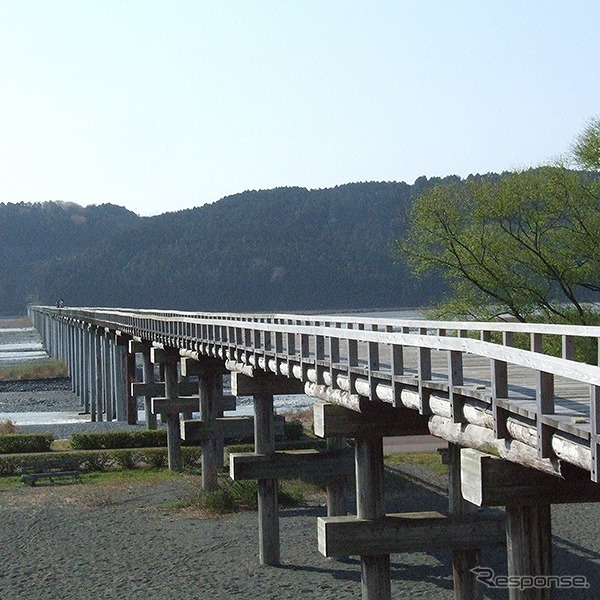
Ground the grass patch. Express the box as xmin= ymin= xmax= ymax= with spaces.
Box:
xmin=384 ymin=451 xmax=449 ymax=474
xmin=0 ymin=475 xmax=21 ymax=488
xmin=178 ymin=475 xmax=309 ymax=516
xmin=80 ymin=467 xmax=182 ymax=485
xmin=0 ymin=359 xmax=68 ymax=381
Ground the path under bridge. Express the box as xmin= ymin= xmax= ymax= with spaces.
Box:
xmin=29 ymin=306 xmax=600 ymax=600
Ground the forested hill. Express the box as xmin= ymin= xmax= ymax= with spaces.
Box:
xmin=1 ymin=179 xmax=457 ymax=315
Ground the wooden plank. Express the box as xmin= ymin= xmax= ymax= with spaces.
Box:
xmin=460 ymin=448 xmax=600 ymax=507
xmin=151 ymin=397 xmax=200 ymax=415
xmin=146 ymin=393 xmax=236 ymax=414
xmin=313 ymin=399 xmax=429 ymax=438
xmin=318 ymin=512 xmax=506 ymax=557
xmin=231 ymin=372 xmax=304 ymax=396
xmin=181 ymin=415 xmax=285 ymax=442
xmin=230 ymin=448 xmax=354 ymax=481
xmin=131 ymin=381 xmax=198 ymax=397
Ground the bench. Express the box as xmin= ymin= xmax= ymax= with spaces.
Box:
xmin=21 ymin=459 xmax=81 ymax=486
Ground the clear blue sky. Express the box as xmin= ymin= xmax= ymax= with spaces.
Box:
xmin=1 ymin=1 xmax=599 ymax=216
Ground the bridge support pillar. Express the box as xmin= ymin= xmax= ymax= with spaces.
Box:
xmin=315 ymin=401 xmax=505 ymax=600
xmin=152 ymin=348 xmax=183 ymax=472
xmin=129 ymin=341 xmax=157 ymax=430
xmin=254 ymin=389 xmax=280 ymax=566
xmin=461 ymin=448 xmax=600 ymax=600
xmin=199 ymin=367 xmax=221 ymax=492
xmin=355 ymin=435 xmax=391 ymax=600
xmin=506 ymin=504 xmax=552 ymax=600
xmin=83 ymin=326 xmax=94 ymax=420
xmin=93 ymin=326 xmax=104 ymax=423
xmin=114 ymin=335 xmax=130 ymax=422
xmin=448 ymin=443 xmax=483 ymax=600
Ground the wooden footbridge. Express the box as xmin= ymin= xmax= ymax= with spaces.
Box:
xmin=30 ymin=306 xmax=600 ymax=599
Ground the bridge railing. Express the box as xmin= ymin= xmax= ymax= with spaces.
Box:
xmin=31 ymin=305 xmax=600 ymax=480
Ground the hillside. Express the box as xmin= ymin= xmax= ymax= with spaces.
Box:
xmin=0 ymin=202 xmax=139 ymax=315
xmin=1 ymin=180 xmax=455 ymax=314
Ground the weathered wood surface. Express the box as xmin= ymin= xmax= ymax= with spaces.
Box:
xmin=181 ymin=414 xmax=285 ymax=442
xmin=318 ymin=512 xmax=506 ymax=557
xmin=230 ymin=448 xmax=354 ymax=481
xmin=461 ymin=448 xmax=600 ymax=506
xmin=151 ymin=394 xmax=236 ymax=415
xmin=31 ymin=306 xmax=600 ymax=482
xmin=131 ymin=381 xmax=198 ymax=397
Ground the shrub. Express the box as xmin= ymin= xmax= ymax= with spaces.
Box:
xmin=114 ymin=450 xmax=136 ymax=470
xmin=0 ymin=433 xmax=55 ymax=454
xmin=190 ymin=477 xmax=305 ymax=514
xmin=0 ymin=446 xmax=203 ymax=476
xmin=284 ymin=419 xmax=304 ymax=441
xmin=71 ymin=430 xmax=168 ymax=450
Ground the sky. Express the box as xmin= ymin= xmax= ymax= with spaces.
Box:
xmin=1 ymin=1 xmax=599 ymax=217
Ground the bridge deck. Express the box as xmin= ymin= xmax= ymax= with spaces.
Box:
xmin=30 ymin=306 xmax=600 ymax=481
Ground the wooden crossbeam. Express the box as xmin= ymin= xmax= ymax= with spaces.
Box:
xmin=151 ymin=397 xmax=199 ymax=415
xmin=151 ymin=395 xmax=236 ymax=415
xmin=180 ymin=356 xmax=229 ymax=376
xmin=150 ymin=347 xmax=179 ymax=364
xmin=461 ymin=448 xmax=600 ymax=507
xmin=318 ymin=512 xmax=506 ymax=557
xmin=231 ymin=372 xmax=304 ymax=396
xmin=181 ymin=415 xmax=285 ymax=442
xmin=128 ymin=340 xmax=150 ymax=354
xmin=313 ymin=399 xmax=429 ymax=438
xmin=230 ymin=448 xmax=354 ymax=481
xmin=131 ymin=381 xmax=198 ymax=397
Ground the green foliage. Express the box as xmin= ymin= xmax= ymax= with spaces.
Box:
xmin=0 ymin=433 xmax=55 ymax=454
xmin=188 ymin=477 xmax=304 ymax=514
xmin=384 ymin=451 xmax=449 ymax=474
xmin=0 ymin=447 xmax=200 ymax=476
xmin=1 ymin=182 xmax=451 ymax=315
xmin=71 ymin=430 xmax=168 ymax=450
xmin=573 ymin=117 xmax=600 ymax=169
xmin=399 ymin=161 xmax=600 ymax=324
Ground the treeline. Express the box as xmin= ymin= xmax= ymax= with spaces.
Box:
xmin=0 ymin=180 xmax=461 ymax=315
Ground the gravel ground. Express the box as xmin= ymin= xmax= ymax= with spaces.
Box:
xmin=1 ymin=461 xmax=599 ymax=599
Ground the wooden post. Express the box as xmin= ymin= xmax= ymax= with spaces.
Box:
xmin=126 ymin=347 xmax=137 ymax=425
xmin=506 ymin=504 xmax=553 ymax=600
xmin=199 ymin=368 xmax=219 ymax=491
xmin=93 ymin=328 xmax=103 ymax=424
xmin=254 ymin=391 xmax=280 ymax=566
xmin=448 ymin=443 xmax=482 ymax=600
xmin=84 ymin=327 xmax=94 ymax=421
xmin=326 ymin=435 xmax=348 ymax=518
xmin=142 ymin=349 xmax=157 ymax=430
xmin=156 ymin=349 xmax=184 ymax=472
xmin=355 ymin=436 xmax=391 ymax=600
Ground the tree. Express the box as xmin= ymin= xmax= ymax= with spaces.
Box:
xmin=396 ymin=121 xmax=600 ymax=324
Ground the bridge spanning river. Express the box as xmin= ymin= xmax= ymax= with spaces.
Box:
xmin=29 ymin=306 xmax=600 ymax=600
